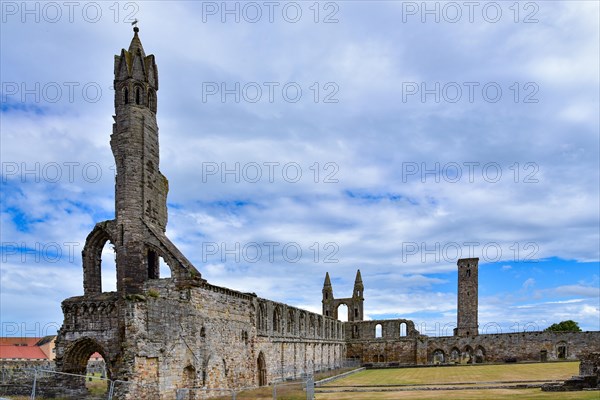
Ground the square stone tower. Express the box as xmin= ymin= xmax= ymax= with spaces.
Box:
xmin=455 ymin=258 xmax=479 ymax=336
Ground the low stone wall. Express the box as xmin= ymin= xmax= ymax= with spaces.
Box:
xmin=314 ymin=367 xmax=365 ymax=386
xmin=542 ymin=351 xmax=600 ymax=392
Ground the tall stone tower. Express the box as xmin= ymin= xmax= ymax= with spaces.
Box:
xmin=111 ymin=26 xmax=167 ymax=292
xmin=455 ymin=257 xmax=479 ymax=336
xmin=80 ymin=27 xmax=201 ymax=295
xmin=322 ymin=270 xmax=364 ymax=321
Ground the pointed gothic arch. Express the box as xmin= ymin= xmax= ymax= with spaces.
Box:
xmin=61 ymin=337 xmax=111 ymax=388
xmin=82 ymin=221 xmax=116 ymax=295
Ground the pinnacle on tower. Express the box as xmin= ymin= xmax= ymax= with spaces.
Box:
xmin=128 ymin=26 xmax=146 ymax=58
xmin=354 ymin=269 xmax=363 ymax=285
xmin=324 ymin=272 xmax=332 ymax=287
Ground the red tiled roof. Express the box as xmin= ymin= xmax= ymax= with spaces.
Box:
xmin=89 ymin=352 xmax=104 ymax=360
xmin=0 ymin=337 xmax=40 ymax=347
xmin=0 ymin=345 xmax=47 ymax=360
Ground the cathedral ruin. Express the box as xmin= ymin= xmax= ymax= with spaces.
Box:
xmin=52 ymin=28 xmax=600 ymax=399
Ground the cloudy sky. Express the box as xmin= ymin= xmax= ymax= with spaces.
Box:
xmin=1 ymin=1 xmax=598 ymax=337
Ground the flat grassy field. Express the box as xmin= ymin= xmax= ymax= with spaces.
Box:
xmin=316 ymin=361 xmax=598 ymax=400
xmin=316 ymin=388 xmax=600 ymax=399
xmin=322 ymin=362 xmax=579 ymax=386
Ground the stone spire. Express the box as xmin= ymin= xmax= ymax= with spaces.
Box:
xmin=128 ymin=26 xmax=146 ymax=58
xmin=354 ymin=269 xmax=363 ymax=285
xmin=324 ymin=272 xmax=332 ymax=287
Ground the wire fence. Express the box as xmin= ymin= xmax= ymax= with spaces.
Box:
xmin=1 ymin=360 xmax=359 ymax=399
xmin=0 ymin=367 xmax=154 ymax=400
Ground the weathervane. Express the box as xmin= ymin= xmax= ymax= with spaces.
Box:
xmin=131 ymin=19 xmax=139 ymax=31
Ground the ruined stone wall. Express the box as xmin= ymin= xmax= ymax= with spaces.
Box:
xmin=343 ymin=318 xmax=600 ymax=366
xmin=344 ymin=319 xmax=421 ymax=365
xmin=428 ymin=331 xmax=600 ymax=364
xmin=99 ymin=279 xmax=346 ymax=399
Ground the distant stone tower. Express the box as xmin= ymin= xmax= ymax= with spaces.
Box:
xmin=322 ymin=270 xmax=364 ymax=321
xmin=455 ymin=258 xmax=479 ymax=336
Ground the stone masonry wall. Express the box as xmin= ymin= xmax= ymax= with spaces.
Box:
xmin=112 ymin=279 xmax=344 ymax=399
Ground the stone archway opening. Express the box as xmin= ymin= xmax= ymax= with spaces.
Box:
xmin=336 ymin=303 xmax=349 ymax=322
xmin=462 ymin=345 xmax=474 ymax=364
xmin=257 ymin=352 xmax=267 ymax=386
xmin=82 ymin=223 xmax=116 ymax=294
xmin=475 ymin=346 xmax=485 ymax=363
xmin=432 ymin=349 xmax=445 ymax=364
xmin=62 ymin=338 xmax=110 ymax=396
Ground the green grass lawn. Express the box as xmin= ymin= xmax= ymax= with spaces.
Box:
xmin=315 ymin=362 xmax=596 ymax=400
xmin=316 ymin=388 xmax=600 ymax=400
xmin=322 ymin=362 xmax=580 ymax=386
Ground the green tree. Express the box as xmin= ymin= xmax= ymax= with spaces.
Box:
xmin=544 ymin=320 xmax=582 ymax=332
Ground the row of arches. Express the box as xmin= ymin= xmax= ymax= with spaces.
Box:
xmin=257 ymin=302 xmax=344 ymax=340
xmin=373 ymin=323 xmax=408 ymax=338
xmin=430 ymin=345 xmax=486 ymax=364
xmin=118 ymin=84 xmax=157 ymax=112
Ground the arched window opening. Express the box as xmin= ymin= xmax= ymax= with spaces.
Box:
xmin=400 ymin=322 xmax=407 ymax=337
xmin=100 ymin=243 xmax=116 ymax=292
xmin=352 ymin=325 xmax=359 ymax=339
xmin=375 ymin=323 xmax=382 ymax=338
xmin=123 ymin=87 xmax=129 ymax=105
xmin=135 ymin=87 xmax=141 ymax=105
xmin=336 ymin=304 xmax=349 ymax=322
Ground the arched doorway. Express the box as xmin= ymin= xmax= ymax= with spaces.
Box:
xmin=463 ymin=346 xmax=474 ymax=364
xmin=257 ymin=352 xmax=267 ymax=386
xmin=61 ymin=338 xmax=110 ymax=395
xmin=432 ymin=349 xmax=445 ymax=364
xmin=475 ymin=346 xmax=485 ymax=363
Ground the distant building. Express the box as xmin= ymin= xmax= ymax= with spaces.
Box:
xmin=0 ymin=336 xmax=56 ymax=361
